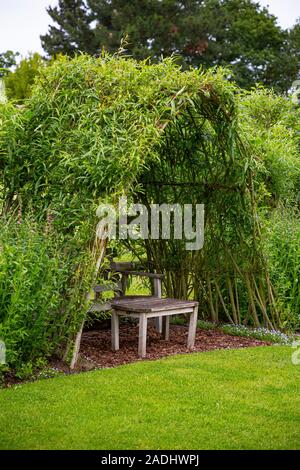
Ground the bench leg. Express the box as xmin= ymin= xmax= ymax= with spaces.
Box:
xmin=187 ymin=305 xmax=198 ymax=349
xmin=111 ymin=310 xmax=119 ymax=351
xmin=154 ymin=317 xmax=163 ymax=333
xmin=138 ymin=313 xmax=148 ymax=358
xmin=162 ymin=316 xmax=170 ymax=341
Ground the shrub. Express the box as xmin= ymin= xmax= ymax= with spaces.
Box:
xmin=0 ymin=215 xmax=93 ymax=374
xmin=263 ymin=210 xmax=300 ymax=331
xmin=3 ymin=53 xmax=45 ymax=103
xmin=239 ymin=88 xmax=300 ymax=207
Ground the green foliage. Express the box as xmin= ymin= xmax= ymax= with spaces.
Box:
xmin=0 ymin=53 xmax=299 ymax=377
xmin=41 ymin=0 xmax=96 ymax=56
xmin=14 ymin=362 xmax=35 ymax=381
xmin=196 ymin=319 xmax=218 ymax=330
xmin=0 ymin=51 xmax=19 ymax=78
xmin=3 ymin=53 xmax=45 ymax=103
xmin=2 ymin=54 xmax=238 ymax=230
xmin=0 ymin=347 xmax=299 ymax=449
xmin=0 ymin=102 xmax=24 ymax=207
xmin=264 ymin=210 xmax=300 ymax=330
xmin=14 ymin=359 xmax=62 ymax=381
xmin=0 ymin=214 xmax=94 ymax=372
xmin=289 ymin=19 xmax=300 ymax=76
xmin=238 ymin=90 xmax=300 ymax=330
xmin=41 ymin=0 xmax=299 ymax=92
xmin=239 ymin=88 xmax=300 ymax=207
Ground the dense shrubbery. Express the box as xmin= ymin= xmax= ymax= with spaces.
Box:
xmin=264 ymin=210 xmax=300 ymax=330
xmin=239 ymin=89 xmax=300 ymax=329
xmin=239 ymin=88 xmax=300 ymax=207
xmin=3 ymin=53 xmax=45 ymax=103
xmin=0 ymin=217 xmax=68 ymax=366
xmin=0 ymin=214 xmax=95 ymax=376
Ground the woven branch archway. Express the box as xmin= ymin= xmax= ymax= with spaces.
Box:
xmin=1 ymin=54 xmax=279 ymax=334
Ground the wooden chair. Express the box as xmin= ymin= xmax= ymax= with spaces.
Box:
xmin=90 ymin=261 xmax=165 ymax=332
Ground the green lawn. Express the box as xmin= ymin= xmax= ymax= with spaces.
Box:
xmin=0 ymin=346 xmax=299 ymax=450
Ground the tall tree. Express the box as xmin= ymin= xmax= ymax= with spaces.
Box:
xmin=0 ymin=51 xmax=20 ymax=78
xmin=289 ymin=19 xmax=300 ymax=76
xmin=41 ymin=0 xmax=96 ymax=56
xmin=41 ymin=0 xmax=299 ymax=92
xmin=289 ymin=20 xmax=300 ymax=105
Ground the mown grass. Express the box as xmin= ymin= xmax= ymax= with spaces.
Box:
xmin=0 ymin=346 xmax=299 ymax=450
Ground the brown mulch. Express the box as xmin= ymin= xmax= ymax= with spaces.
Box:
xmin=78 ymin=323 xmax=271 ymax=369
xmin=2 ymin=323 xmax=270 ymax=387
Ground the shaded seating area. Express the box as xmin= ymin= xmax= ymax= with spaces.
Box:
xmin=91 ymin=262 xmax=198 ymax=358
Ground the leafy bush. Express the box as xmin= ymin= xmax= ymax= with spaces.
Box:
xmin=3 ymin=53 xmax=45 ymax=103
xmin=0 ymin=215 xmax=93 ymax=374
xmin=263 ymin=210 xmax=300 ymax=330
xmin=239 ymin=88 xmax=300 ymax=207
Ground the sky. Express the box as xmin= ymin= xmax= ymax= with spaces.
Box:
xmin=0 ymin=0 xmax=299 ymax=57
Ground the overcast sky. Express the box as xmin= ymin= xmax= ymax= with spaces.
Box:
xmin=0 ymin=0 xmax=299 ymax=57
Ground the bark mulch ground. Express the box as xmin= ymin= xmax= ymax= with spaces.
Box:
xmin=2 ymin=323 xmax=271 ymax=387
xmin=78 ymin=322 xmax=270 ymax=369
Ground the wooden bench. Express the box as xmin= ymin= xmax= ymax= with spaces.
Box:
xmin=111 ymin=297 xmax=199 ymax=358
xmin=71 ymin=260 xmax=165 ymax=369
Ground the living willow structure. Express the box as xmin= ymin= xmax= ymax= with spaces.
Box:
xmin=0 ymin=54 xmax=283 ymax=361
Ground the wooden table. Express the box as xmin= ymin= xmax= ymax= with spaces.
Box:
xmin=111 ymin=297 xmax=199 ymax=358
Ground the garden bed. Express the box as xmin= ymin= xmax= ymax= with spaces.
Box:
xmin=2 ymin=324 xmax=271 ymax=387
xmin=78 ymin=323 xmax=270 ymax=369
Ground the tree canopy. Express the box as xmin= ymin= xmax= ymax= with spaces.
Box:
xmin=41 ymin=0 xmax=299 ymax=92
xmin=0 ymin=51 xmax=19 ymax=78
xmin=3 ymin=53 xmax=45 ymax=103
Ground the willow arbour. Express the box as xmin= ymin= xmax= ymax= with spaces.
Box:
xmin=0 ymin=53 xmax=286 ymax=369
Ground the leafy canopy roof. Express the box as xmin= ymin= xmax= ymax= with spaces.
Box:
xmin=1 ymin=54 xmax=247 ymax=232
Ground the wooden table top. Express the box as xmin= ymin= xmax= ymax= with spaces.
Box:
xmin=111 ymin=296 xmax=198 ymax=313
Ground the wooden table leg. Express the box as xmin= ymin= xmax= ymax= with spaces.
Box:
xmin=153 ymin=278 xmax=163 ymax=333
xmin=155 ymin=317 xmax=163 ymax=333
xmin=111 ymin=310 xmax=119 ymax=351
xmin=162 ymin=316 xmax=170 ymax=341
xmin=138 ymin=313 xmax=148 ymax=358
xmin=187 ymin=305 xmax=198 ymax=349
